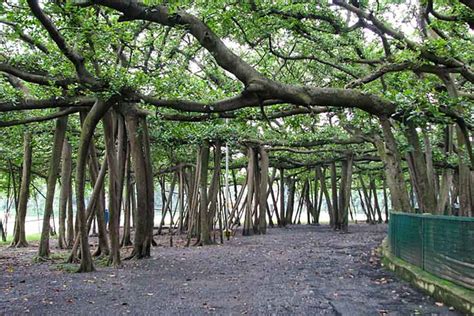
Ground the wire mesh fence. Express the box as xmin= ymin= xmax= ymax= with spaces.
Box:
xmin=389 ymin=212 xmax=474 ymax=290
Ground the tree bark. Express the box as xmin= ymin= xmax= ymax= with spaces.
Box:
xmin=378 ymin=117 xmax=412 ymax=212
xmin=102 ymin=110 xmax=121 ymax=267
xmin=207 ymin=141 xmax=222 ymax=233
xmin=330 ymin=162 xmax=338 ymax=228
xmin=279 ymin=168 xmax=285 ymax=226
xmin=75 ymin=99 xmax=112 ymax=272
xmin=66 ymin=174 xmax=74 ymax=248
xmin=243 ymin=147 xmax=255 ymax=235
xmin=11 ymin=132 xmax=32 ymax=248
xmin=39 ymin=114 xmax=68 ymax=257
xmin=405 ymin=121 xmax=437 ymax=213
xmin=121 ymin=148 xmax=133 ymax=246
xmin=338 ymin=154 xmax=353 ymax=232
xmin=124 ymin=106 xmax=155 ymax=258
xmin=198 ymin=142 xmax=211 ymax=244
xmin=58 ymin=139 xmax=72 ymax=249
xmin=258 ymin=147 xmax=269 ymax=234
xmin=87 ymin=141 xmax=109 ymax=257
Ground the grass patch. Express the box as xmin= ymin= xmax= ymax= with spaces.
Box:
xmin=50 ymin=252 xmax=69 ymax=261
xmin=0 ymin=232 xmax=44 ymax=246
xmin=95 ymin=255 xmax=110 ymax=267
xmin=53 ymin=262 xmax=78 ymax=273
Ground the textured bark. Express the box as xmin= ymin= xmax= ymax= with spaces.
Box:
xmin=253 ymin=149 xmax=260 ymax=232
xmin=423 ymin=129 xmax=438 ymax=198
xmin=338 ymin=154 xmax=353 ymax=232
xmin=141 ymin=115 xmax=155 ymax=246
xmin=405 ymin=121 xmax=437 ymax=213
xmin=456 ymin=126 xmax=473 ymax=217
xmin=378 ymin=117 xmax=412 ymax=212
xmin=124 ymin=107 xmax=154 ymax=258
xmin=75 ymin=99 xmax=111 ymax=272
xmin=208 ymin=142 xmax=222 ymax=232
xmin=258 ymin=147 xmax=269 ymax=234
xmin=39 ymin=114 xmax=68 ymax=257
xmin=121 ymin=150 xmax=133 ymax=246
xmin=58 ymin=139 xmax=72 ymax=249
xmin=116 ymin=114 xmax=127 ymax=226
xmin=103 ymin=110 xmax=121 ymax=267
xmin=330 ymin=162 xmax=338 ymax=228
xmin=198 ymin=142 xmax=211 ymax=244
xmin=440 ymin=74 xmax=473 ymax=216
xmin=437 ymin=126 xmax=454 ymax=215
xmin=11 ymin=132 xmax=32 ymax=248
xmin=243 ymin=147 xmax=255 ymax=236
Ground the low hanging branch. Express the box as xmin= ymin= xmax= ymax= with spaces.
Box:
xmin=0 ymin=107 xmax=85 ymax=127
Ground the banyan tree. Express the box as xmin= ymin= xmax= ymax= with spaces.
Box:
xmin=0 ymin=0 xmax=472 ymax=272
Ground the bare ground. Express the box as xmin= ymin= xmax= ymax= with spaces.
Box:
xmin=0 ymin=224 xmax=461 ymax=315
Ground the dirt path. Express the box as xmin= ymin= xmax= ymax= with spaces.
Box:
xmin=0 ymin=224 xmax=460 ymax=315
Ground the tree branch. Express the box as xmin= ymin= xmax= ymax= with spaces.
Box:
xmin=0 ymin=107 xmax=84 ymax=127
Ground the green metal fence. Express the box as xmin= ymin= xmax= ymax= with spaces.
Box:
xmin=389 ymin=212 xmax=474 ymax=290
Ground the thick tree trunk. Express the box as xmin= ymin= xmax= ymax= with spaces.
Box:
xmin=207 ymin=142 xmax=222 ymax=233
xmin=124 ymin=107 xmax=154 ymax=258
xmin=378 ymin=117 xmax=412 ymax=212
xmin=11 ymin=132 xmax=32 ymax=248
xmin=437 ymin=126 xmax=454 ymax=215
xmin=440 ymin=74 xmax=473 ymax=216
xmin=243 ymin=147 xmax=255 ymax=235
xmin=405 ymin=121 xmax=437 ymax=213
xmin=258 ymin=147 xmax=269 ymax=234
xmin=338 ymin=154 xmax=353 ymax=232
xmin=58 ymin=139 xmax=72 ymax=249
xmin=103 ymin=110 xmax=121 ymax=267
xmin=198 ymin=142 xmax=211 ymax=244
xmin=423 ymin=129 xmax=438 ymax=198
xmin=39 ymin=114 xmax=68 ymax=257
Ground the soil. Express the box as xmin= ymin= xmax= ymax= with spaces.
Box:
xmin=0 ymin=224 xmax=461 ymax=315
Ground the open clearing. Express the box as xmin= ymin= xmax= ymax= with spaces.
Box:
xmin=0 ymin=224 xmax=459 ymax=315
